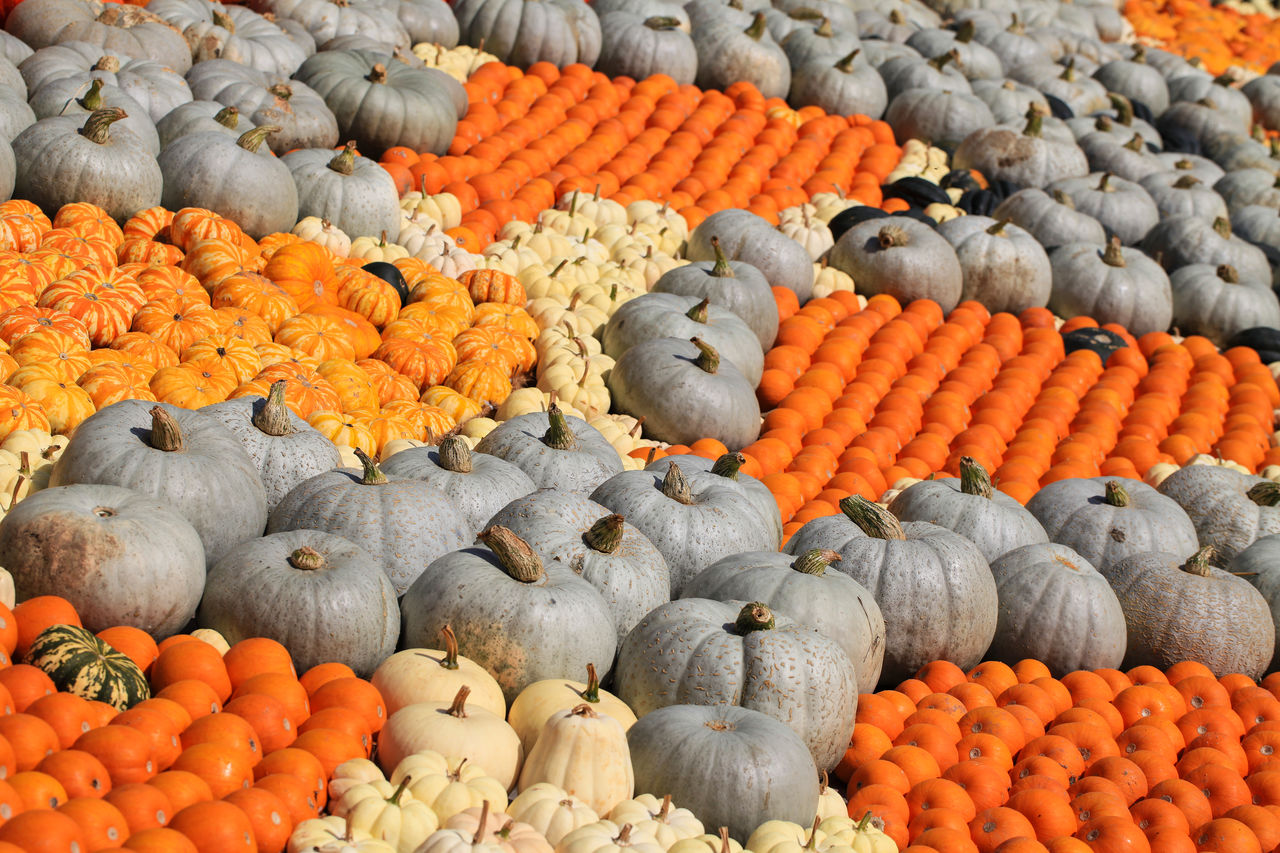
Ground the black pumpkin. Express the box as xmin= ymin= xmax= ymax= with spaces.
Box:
xmin=1227 ymin=327 xmax=1280 ymax=364
xmin=1045 ymin=93 xmax=1074 ymax=120
xmin=363 ymin=261 xmax=410 ymax=304
xmin=828 ymin=204 xmax=887 ymax=241
xmin=882 ymin=176 xmax=952 ymax=208
xmin=1062 ymin=326 xmax=1129 ymax=361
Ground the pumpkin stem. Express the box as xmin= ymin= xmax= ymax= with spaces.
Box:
xmin=792 ymin=548 xmax=840 ymax=575
xmin=985 ymin=219 xmax=1010 ymax=236
xmin=686 ymin=298 xmax=710 ymax=324
xmin=709 ymin=237 xmax=735 ymax=277
xmin=368 ymin=63 xmax=388 ymax=83
xmin=440 ymin=624 xmax=460 ymax=670
xmin=1052 ymin=189 xmax=1076 ymax=209
xmin=1181 ymin=545 xmax=1215 ymax=577
xmin=1094 ymin=115 xmax=1114 ymax=132
xmin=569 ymin=703 xmax=598 ymax=719
xmin=806 ymin=817 xmax=821 ymax=851
xmin=840 ymin=495 xmax=907 ymax=540
xmin=878 ymin=224 xmax=908 ymax=249
xmin=353 ymin=448 xmax=388 ymax=485
xmin=212 ymin=7 xmax=235 ymax=30
xmin=889 ymin=8 xmax=905 ymax=23
xmin=1109 ymin=92 xmax=1134 ymax=126
xmin=711 ymin=452 xmax=744 ymax=480
xmin=661 ymin=463 xmax=694 ymax=505
xmin=584 ymin=514 xmax=624 ymax=554
xmin=644 ymin=15 xmax=680 ymax=28
xmin=1104 ymin=480 xmax=1131 ymax=507
xmin=1097 ymin=172 xmax=1114 ymax=192
xmin=268 ymin=83 xmax=292 ymax=101
xmin=480 ymin=525 xmax=544 ymax=583
xmin=1022 ymin=108 xmax=1044 ymax=138
xmin=148 ymin=406 xmax=185 ymax=452
xmin=1131 ymin=42 xmax=1147 ymax=63
xmin=616 ymin=825 xmax=634 ymax=845
xmin=954 ymin=18 xmax=976 ymax=42
xmin=928 ymin=49 xmax=958 ymax=71
xmin=79 ymin=77 xmax=106 ymax=111
xmin=237 ymin=125 xmax=278 ymax=152
xmin=820 ymin=770 xmax=829 ymax=794
xmin=744 ymin=12 xmax=767 ymax=40
xmin=1173 ymin=174 xmax=1201 ymax=189
xmin=1213 ymin=216 xmax=1232 ymax=239
xmin=1060 ymin=58 xmax=1076 ymax=82
xmin=718 ymin=828 xmax=731 ymax=853
xmin=471 ymin=797 xmax=489 ymax=844
xmin=386 ymin=776 xmax=412 ymax=806
xmin=213 ymin=105 xmax=239 ymax=129
xmin=855 ymin=812 xmax=874 ymax=832
xmin=79 ymin=107 xmax=126 ymax=145
xmin=583 ymin=662 xmax=601 ymax=702
xmin=1217 ymin=264 xmax=1240 ymax=284
xmin=438 ymin=436 xmax=473 ymax=474
xmin=1248 ymin=481 xmax=1280 ymax=507
xmin=816 ymin=17 xmax=833 ymax=37
xmin=287 ymin=546 xmax=325 ymax=570
xmin=691 ymin=337 xmax=720 ymax=374
xmin=1101 ymin=237 xmax=1126 ymax=268
xmin=734 ymin=601 xmax=776 ymax=634
xmin=1123 ymin=133 xmax=1145 ymax=152
xmin=252 ymin=380 xmax=295 ymax=436
xmin=328 ymin=140 xmax=358 ymax=175
xmin=541 ymin=403 xmax=578 ymax=451
xmin=1175 ymin=159 xmax=1194 ymax=171
xmin=835 ymin=49 xmax=861 ymax=73
xmin=959 ymin=456 xmax=995 ymax=498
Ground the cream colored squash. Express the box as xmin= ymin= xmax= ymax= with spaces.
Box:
xmin=555 ymin=821 xmax=664 ymax=853
xmin=335 ymin=779 xmax=439 ymax=853
xmin=378 ymin=687 xmax=524 ymax=789
xmin=614 ymin=247 xmax=682 ymax=288
xmin=0 ymin=567 xmax=13 ymax=609
xmin=815 ymin=815 xmax=896 ymax=853
xmin=666 ymin=829 xmax=742 ymax=853
xmin=1144 ymin=461 xmax=1180 ymax=487
xmin=191 ymin=628 xmax=231 ymax=654
xmin=1 ymin=429 xmax=66 ymax=462
xmin=496 ymin=388 xmax=586 ymax=423
xmin=293 ymin=217 xmax=352 ymax=256
xmin=289 ymin=815 xmax=396 ymax=853
xmin=558 ymin=190 xmax=628 ymax=229
xmin=461 ymin=418 xmax=499 ymax=442
xmin=746 ymin=821 xmax=824 ymax=853
xmin=538 ymin=200 xmax=596 ymax=239
xmin=624 ymin=200 xmax=689 ymax=245
xmin=382 ymin=438 xmax=430 ymax=461
xmin=607 ymin=796 xmax=703 ymax=849
xmin=1264 ymin=464 xmax=1280 ymax=482
xmin=398 ymin=220 xmax=450 ymax=259
xmin=815 ymin=775 xmax=846 ymax=822
xmin=507 ymin=664 xmax=637 ymax=756
xmin=389 ymin=751 xmax=509 ymax=823
xmin=778 ymin=209 xmax=834 ymax=261
xmin=350 ymin=233 xmax=411 ymax=263
xmin=522 ymin=260 xmax=577 ymax=303
xmin=338 ymin=445 xmax=362 ymax=469
xmin=438 ymin=801 xmax=554 ymax=853
xmin=330 ymin=759 xmax=387 ymax=803
xmin=402 ymin=191 xmax=463 ymax=230
xmin=508 ymin=784 xmax=599 ymax=846
xmin=807 ymin=193 xmax=856 ymax=223
xmin=517 ymin=704 xmax=633 ymax=815
xmin=811 ymin=262 xmax=857 ymax=301
xmin=525 ymin=298 xmax=607 ymax=339
xmin=371 ymin=625 xmax=507 ymax=718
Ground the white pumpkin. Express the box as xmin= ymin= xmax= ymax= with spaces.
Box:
xmin=371 ymin=625 xmax=507 ymax=718
xmin=430 ymin=801 xmax=554 ymax=853
xmin=507 ymin=664 xmax=636 ymax=756
xmin=378 ymin=687 xmax=524 ymax=790
xmin=607 ymin=795 xmax=703 ymax=850
xmin=556 ymin=821 xmax=664 ymax=853
xmin=815 ymin=776 xmax=846 ymax=822
xmin=293 ymin=216 xmax=352 ymax=256
xmin=334 ymin=778 xmax=439 ymax=853
xmin=191 ymin=627 xmax=230 ymax=654
xmin=389 ymin=751 xmax=509 ymax=823
xmin=518 ymin=704 xmax=633 ymax=816
xmin=746 ymin=821 xmax=822 ymax=853
xmin=289 ymin=815 xmax=397 ymax=853
xmin=0 ymin=567 xmax=13 ymax=609
xmin=330 ymin=759 xmax=387 ymax=803
xmin=815 ymin=815 xmax=896 ymax=853
xmin=666 ymin=829 xmax=742 ymax=853
xmin=508 ymin=783 xmax=600 ymax=845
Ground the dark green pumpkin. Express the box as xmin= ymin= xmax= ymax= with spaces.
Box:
xmin=26 ymin=624 xmax=150 ymax=710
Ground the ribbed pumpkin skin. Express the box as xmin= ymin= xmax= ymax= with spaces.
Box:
xmin=627 ymin=704 xmax=819 ymax=843
xmin=829 ymin=217 xmax=964 ymax=315
xmin=644 ymin=454 xmax=783 ymax=548
xmin=685 ymin=209 xmax=814 ymax=304
xmin=27 ymin=623 xmax=151 ymax=709
xmin=651 ymin=258 xmax=777 ymax=351
xmin=476 ymin=411 xmax=623 ymax=496
xmin=889 ymin=477 xmax=1049 ymax=565
xmin=380 ymin=444 xmax=537 ymax=534
xmin=0 ymin=483 xmax=205 ymax=637
xmin=993 ymin=188 xmax=1108 ymax=248
xmin=1157 ymin=465 xmax=1280 ymax=562
xmin=1103 ymin=549 xmax=1275 ymax=679
xmin=1231 ymin=534 xmax=1280 ymax=671
xmin=987 ymin=543 xmax=1127 ymax=675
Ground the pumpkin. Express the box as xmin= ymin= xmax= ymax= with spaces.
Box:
xmin=372 ymin=624 xmax=507 ymax=719
xmin=972 ymin=78 xmax=1049 ymax=125
xmin=1169 ymin=263 xmax=1280 ymax=347
xmin=49 ymin=400 xmax=267 ymax=567
xmin=608 ymin=795 xmax=704 ymax=850
xmin=11 ymin=107 xmax=160 ymax=222
xmin=1156 ymin=466 xmax=1280 ymax=563
xmin=1230 ymin=534 xmax=1280 ymax=672
xmin=6 ymin=0 xmax=193 ymax=72
xmin=878 ymin=52 xmax=972 ymax=104
xmin=507 ymin=784 xmax=598 ymax=846
xmin=332 ymin=777 xmax=440 ymax=853
xmin=0 ymin=482 xmax=204 ymax=637
xmin=388 ymin=752 xmax=508 ymax=825
xmin=1211 ymin=168 xmax=1280 ymax=213
xmin=992 ymin=187 xmax=1107 ymax=249
xmin=475 ymin=404 xmax=623 ymax=496
xmin=484 ymin=488 xmax=670 ymax=644
xmin=885 ymin=88 xmax=996 ymax=155
xmin=693 ymin=12 xmax=789 ymax=99
xmin=25 ymin=623 xmax=150 ymax=710
xmin=268 ymin=448 xmax=470 ymax=594
xmin=453 ymin=0 xmax=602 ymax=67
xmin=934 ymin=216 xmax=1052 ymax=313
xmin=1138 ymin=173 xmax=1229 ymax=224
xmin=506 ymin=663 xmax=636 ymax=759
xmin=201 ymin=380 xmax=343 ymax=512
xmin=1093 ymin=44 xmax=1170 ymax=115
xmin=150 ymin=0 xmax=310 ymax=75
xmin=952 ymin=107 xmax=1090 ymax=188
xmin=1105 ymin=546 xmax=1274 ymax=679
xmin=627 ymin=704 xmax=819 ymax=843
xmin=652 ymin=238 xmax=777 ymax=350
xmin=783 ymin=497 xmax=997 ymax=687
xmin=1046 ymin=171 xmax=1160 ymax=246
xmin=1142 ymin=215 xmax=1274 ymax=286
xmin=198 ymin=528 xmax=399 ymax=677
xmin=377 ymin=687 xmax=524 ymax=789
xmin=679 ymin=549 xmax=885 ymax=695
xmin=597 ymin=13 xmax=696 ymax=87
xmin=907 ymin=20 xmax=1003 ymax=78
xmin=23 ymin=46 xmax=189 ymax=126
xmin=668 ymin=829 xmax=742 ymax=853
xmin=518 ymin=704 xmax=633 ymax=815
xmin=829 ymin=218 xmax=964 ymax=315
xmin=155 ymin=100 xmax=249 ymax=149
xmin=1047 ymin=238 xmax=1173 ymax=337
xmin=986 ymin=542 xmax=1127 ymax=675
xmin=186 ymin=58 xmax=339 ymax=154
xmin=558 ymin=821 xmax=663 ymax=853
xmin=400 ymin=526 xmax=618 ymax=704
xmin=1076 ymin=130 xmax=1165 ymax=183
xmin=290 ymin=815 xmax=398 ymax=853
xmin=684 ymin=210 xmax=815 ymax=305
xmin=282 ymin=141 xmax=401 ymax=241
xmin=782 ymin=17 xmax=859 ymax=67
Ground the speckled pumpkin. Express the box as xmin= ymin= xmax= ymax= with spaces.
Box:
xmin=475 ymin=404 xmax=623 ymax=496
xmin=1157 ymin=465 xmax=1280 ymax=562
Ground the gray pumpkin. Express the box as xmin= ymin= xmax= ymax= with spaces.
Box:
xmin=602 ymin=293 xmax=763 ymax=386
xmin=0 ymin=483 xmax=205 ymax=637
xmin=771 ymin=0 xmax=855 ymax=35
xmin=379 ymin=436 xmax=537 ymax=534
xmin=829 ymin=217 xmax=964 ymax=314
xmin=293 ymin=48 xmax=459 ymax=158
xmin=590 ymin=463 xmax=779 ymax=596
xmin=1230 ymin=534 xmax=1280 ymax=671
xmin=1105 ymin=546 xmax=1274 ymax=678
xmin=200 ymin=382 xmax=341 ymax=513
xmin=485 ymin=487 xmax=669 ymax=644
xmin=1137 ymin=172 xmax=1228 ymax=224
xmin=379 ymin=0 xmax=458 ymax=46
xmin=1046 ymin=171 xmax=1159 ymax=245
xmin=628 ymin=705 xmax=819 ymax=843
xmin=856 ymin=9 xmax=919 ymax=44
xmin=155 ymin=100 xmax=253 ymax=148
xmin=889 ymin=457 xmax=1049 ymax=565
xmin=1157 ymin=100 xmax=1244 ymax=153
xmin=400 ymin=525 xmax=617 ymax=703
xmin=1202 ymin=132 xmax=1277 ymax=174
xmin=1214 ymin=168 xmax=1280 ymax=213
xmin=1170 ymin=264 xmax=1280 ymax=346
xmin=1142 ymin=216 xmax=1273 ymax=285
xmin=25 ymin=76 xmax=159 ymax=154
xmin=1067 ymin=101 xmax=1163 ymax=149
xmin=597 ymin=13 xmax=696 ymax=86
xmin=21 ymin=42 xmax=190 ymax=122
xmin=147 ymin=0 xmax=310 ymax=77
xmin=987 ymin=542 xmax=1127 ymax=674
xmin=644 ymin=452 xmax=782 ymax=546
xmin=0 ymin=91 xmax=31 ymax=144
xmin=1047 ymin=238 xmax=1172 ymax=336
xmin=1243 ymin=75 xmax=1280 ymax=132
xmin=1077 ymin=131 xmax=1165 ymax=182
xmin=475 ymin=405 xmax=623 ymax=496
xmin=282 ymin=141 xmax=401 ymax=239
xmin=615 ymin=598 xmax=856 ymax=770
xmin=185 ymin=58 xmax=338 ymax=154
xmin=685 ymin=0 xmax=753 ymax=35
xmin=1014 ymin=58 xmax=1109 ymax=115
xmin=1156 ymin=465 xmax=1280 ymax=563
xmin=1092 ymin=45 xmax=1169 ymax=115
xmin=198 ymin=529 xmax=399 ymax=676
xmin=49 ymin=399 xmax=267 ymax=567
xmin=975 ymin=18 xmax=1052 ymax=69
xmin=453 ymin=0 xmax=601 ymax=67
xmin=655 ymin=234 xmax=780 ymax=348
xmin=971 ymin=77 xmax=1048 ymax=123
xmin=934 ymin=216 xmax=1051 ymax=313
xmin=6 ymin=0 xmax=192 ymax=73
xmin=782 ymin=18 xmax=860 ymax=69
xmin=1154 ymin=152 xmax=1224 ymax=185
xmin=885 ymin=87 xmax=994 ymax=153
xmin=876 ymin=51 xmax=971 ymax=102
xmin=267 ymin=450 xmax=470 ymax=594
xmin=905 ymin=22 xmax=1003 ymax=79
xmin=0 ymin=32 xmax=31 ymax=67
xmin=681 ymin=548 xmax=886 ymax=692
xmin=592 ymin=0 xmax=689 ymax=29
xmin=1025 ymin=477 xmax=1199 ymax=571
xmin=685 ymin=208 xmax=815 ymax=306
xmin=992 ymin=187 xmax=1107 ymax=248
xmin=608 ymin=337 xmax=760 ymax=452
xmin=788 ymin=50 xmax=888 ymax=119
xmin=693 ymin=12 xmax=790 ymax=100
xmin=159 ymin=125 xmax=299 ymax=239
xmin=250 ymin=0 xmax=410 ymax=50
xmin=1230 ymin=204 xmax=1280 ymax=262
xmin=782 ymin=497 xmax=997 ymax=686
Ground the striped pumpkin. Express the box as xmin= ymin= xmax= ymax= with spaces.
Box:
xmin=26 ymin=624 xmax=150 ymax=710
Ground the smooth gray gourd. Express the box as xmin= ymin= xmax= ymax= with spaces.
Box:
xmin=684 ymin=209 xmax=815 ymax=304
xmin=1230 ymin=534 xmax=1280 ymax=671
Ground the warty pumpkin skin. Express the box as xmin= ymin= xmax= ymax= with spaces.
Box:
xmin=679 ymin=548 xmax=885 ymax=692
xmin=1025 ymin=478 xmax=1200 ymax=572
xmin=6 ymin=0 xmax=193 ymax=73
xmin=399 ymin=526 xmax=618 ymax=705
xmin=268 ymin=448 xmax=470 ymax=594
xmin=783 ymin=497 xmax=997 ymax=687
xmin=1156 ymin=465 xmax=1280 ymax=563
xmin=590 ymin=463 xmax=779 ymax=597
xmin=829 ymin=217 xmax=964 ymax=314
xmin=644 ymin=452 xmax=783 ymax=547
xmin=889 ymin=457 xmax=1049 ymax=564
xmin=597 ymin=13 xmax=696 ymax=87
xmin=1169 ymin=263 xmax=1280 ymax=347
xmin=652 ymin=238 xmax=778 ymax=350
xmin=282 ymin=141 xmax=402 ymax=241
xmin=1105 ymin=546 xmax=1274 ymax=679
xmin=49 ymin=400 xmax=268 ymax=567
xmin=198 ymin=529 xmax=399 ymax=676
xmin=627 ymin=704 xmax=819 ymax=843
xmin=935 ymin=216 xmax=1052 ymax=313
xmin=1046 ymin=238 xmax=1172 ymax=337
xmin=0 ymin=482 xmax=205 ymax=638
xmin=1230 ymin=535 xmax=1280 ymax=671
xmin=684 ymin=209 xmax=814 ymax=305
xmin=147 ymin=0 xmax=310 ymax=77
xmin=453 ymin=0 xmax=602 ymax=68
xmin=475 ymin=404 xmax=623 ymax=496
xmin=484 ymin=487 xmax=670 ymax=645
xmin=987 ymin=542 xmax=1127 ymax=675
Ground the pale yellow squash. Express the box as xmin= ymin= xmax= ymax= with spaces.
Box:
xmin=507 ymin=664 xmax=636 ymax=756
xmin=378 ymin=687 xmax=523 ymax=789
xmin=371 ymin=625 xmax=507 ymax=718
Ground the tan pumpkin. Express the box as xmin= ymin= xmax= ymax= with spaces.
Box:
xmin=507 ymin=664 xmax=636 ymax=755
xmin=508 ymin=784 xmax=599 ymax=846
xmin=607 ymin=796 xmax=703 ymax=850
xmin=334 ymin=778 xmax=440 ymax=853
xmin=556 ymin=822 xmax=664 ymax=853
xmin=288 ymin=814 xmax=398 ymax=853
xmin=666 ymin=829 xmax=742 ymax=853
xmin=378 ymin=687 xmax=523 ymax=790
xmin=371 ymin=624 xmax=507 ymax=718
xmin=389 ymin=751 xmax=509 ymax=823
xmin=424 ymin=801 xmax=553 ymax=853
xmin=518 ymin=704 xmax=633 ymax=816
